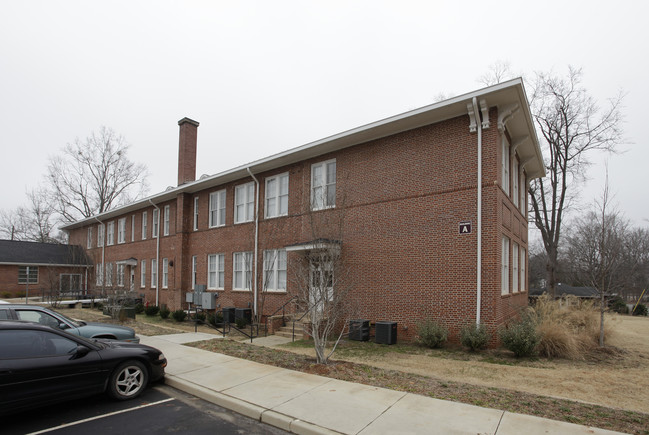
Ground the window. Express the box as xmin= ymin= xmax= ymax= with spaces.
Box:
xmin=18 ymin=266 xmax=38 ymax=284
xmin=131 ymin=215 xmax=135 ymax=242
xmin=501 ymin=236 xmax=510 ymax=295
xmin=520 ymin=171 xmax=526 ymax=215
xmin=512 ymin=157 xmax=519 ymax=208
xmin=117 ymin=264 xmax=125 ymax=287
xmin=311 ymin=160 xmax=336 ymax=210
xmin=97 ymin=224 xmax=105 ymax=247
xmin=60 ymin=274 xmax=81 ymax=292
xmin=209 ymin=190 xmax=226 ymax=227
xmin=105 ymin=263 xmax=113 ymax=287
xmin=0 ymin=330 xmax=78 ymax=358
xmin=151 ymin=259 xmax=158 ymax=288
xmin=263 ymin=249 xmax=287 ymax=292
xmin=193 ymin=197 xmax=199 ymax=231
xmin=502 ymin=137 xmax=510 ymax=196
xmin=208 ymin=254 xmax=225 ymax=290
xmin=234 ymin=182 xmax=255 ymax=223
xmin=233 ymin=252 xmax=252 ymax=290
xmin=192 ymin=256 xmax=197 ymax=290
xmin=87 ymin=227 xmax=93 ymax=249
xmin=162 ymin=258 xmax=169 ymax=288
xmin=163 ymin=205 xmax=170 ymax=236
xmin=265 ymin=173 xmax=289 ymax=218
xmin=96 ymin=264 xmax=103 ymax=286
xmin=520 ymin=247 xmax=527 ymax=292
xmin=142 ymin=211 xmax=148 ymax=240
xmin=152 ymin=209 xmax=159 ymax=238
xmin=512 ymin=243 xmax=519 ymax=293
xmin=140 ymin=260 xmax=146 ymax=288
xmin=106 ymin=221 xmax=115 ymax=246
xmin=118 ymin=218 xmax=126 ymax=244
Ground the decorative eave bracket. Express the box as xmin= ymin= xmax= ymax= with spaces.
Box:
xmin=498 ymin=103 xmax=520 ymax=133
xmin=467 ymin=98 xmax=490 ymax=133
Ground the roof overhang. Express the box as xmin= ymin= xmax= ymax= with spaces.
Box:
xmin=285 ymin=239 xmax=341 ymax=253
xmin=61 ymin=78 xmax=544 ymax=231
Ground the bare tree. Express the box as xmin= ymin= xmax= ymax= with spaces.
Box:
xmin=47 ymin=127 xmax=149 ymax=222
xmin=477 ymin=60 xmax=515 ymax=86
xmin=0 ymin=188 xmax=60 ymax=243
xmin=529 ymin=67 xmax=624 ymax=297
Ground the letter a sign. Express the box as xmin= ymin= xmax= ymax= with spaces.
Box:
xmin=459 ymin=221 xmax=472 ymax=235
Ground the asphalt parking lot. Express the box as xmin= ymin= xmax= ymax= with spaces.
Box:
xmin=3 ymin=384 xmax=287 ymax=435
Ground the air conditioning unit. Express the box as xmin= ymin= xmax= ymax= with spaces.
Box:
xmin=375 ymin=321 xmax=397 ymax=345
xmin=349 ymin=319 xmax=370 ymax=341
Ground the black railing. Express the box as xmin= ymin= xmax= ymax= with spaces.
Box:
xmin=264 ymin=296 xmax=297 ymax=337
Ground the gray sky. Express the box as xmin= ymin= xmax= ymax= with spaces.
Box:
xmin=1 ymin=0 xmax=647 ymax=231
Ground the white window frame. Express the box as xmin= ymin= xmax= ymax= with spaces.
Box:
xmin=192 ymin=256 xmax=197 ymax=290
xmin=162 ymin=258 xmax=169 ymax=288
xmin=234 ymin=182 xmax=255 ymax=224
xmin=233 ymin=251 xmax=252 ymax=291
xmin=209 ymin=190 xmax=226 ymax=228
xmin=96 ymin=263 xmax=103 ymax=286
xmin=97 ymin=224 xmax=104 ymax=247
xmin=117 ymin=264 xmax=125 ymax=287
xmin=117 ymin=218 xmax=126 ymax=244
xmin=18 ymin=266 xmax=38 ymax=285
xmin=151 ymin=259 xmax=157 ymax=288
xmin=520 ymin=247 xmax=527 ymax=292
xmin=163 ymin=205 xmax=170 ymax=236
xmin=311 ymin=159 xmax=336 ymax=210
xmin=142 ymin=211 xmax=148 ymax=240
xmin=501 ymin=236 xmax=510 ymax=295
xmin=265 ymin=173 xmax=289 ymax=218
xmin=207 ymin=253 xmax=225 ymax=290
xmin=193 ymin=197 xmax=199 ymax=231
xmin=87 ymin=227 xmax=93 ymax=249
xmin=152 ymin=209 xmax=159 ymax=238
xmin=131 ymin=215 xmax=135 ymax=242
xmin=512 ymin=157 xmax=519 ymax=208
xmin=263 ymin=249 xmax=287 ymax=292
xmin=140 ymin=260 xmax=146 ymax=288
xmin=502 ymin=137 xmax=510 ymax=196
xmin=512 ymin=243 xmax=519 ymax=293
xmin=106 ymin=221 xmax=115 ymax=246
xmin=520 ymin=170 xmax=526 ymax=216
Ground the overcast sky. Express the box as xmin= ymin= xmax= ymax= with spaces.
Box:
xmin=1 ymin=0 xmax=647 ymax=234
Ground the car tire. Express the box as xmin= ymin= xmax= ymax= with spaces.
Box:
xmin=108 ymin=360 xmax=148 ymax=400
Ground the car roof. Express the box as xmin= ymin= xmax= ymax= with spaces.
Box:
xmin=0 ymin=304 xmax=51 ymax=309
xmin=0 ymin=320 xmax=56 ymax=330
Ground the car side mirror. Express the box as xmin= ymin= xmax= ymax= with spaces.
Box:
xmin=74 ymin=345 xmax=90 ymax=358
xmin=59 ymin=322 xmax=70 ymax=330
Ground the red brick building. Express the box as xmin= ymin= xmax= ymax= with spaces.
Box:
xmin=62 ymin=79 xmax=544 ymax=340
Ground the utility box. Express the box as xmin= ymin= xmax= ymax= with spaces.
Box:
xmin=201 ymin=292 xmax=217 ymax=309
xmin=375 ymin=321 xmax=397 ymax=345
xmin=185 ymin=292 xmax=199 ymax=304
xmin=235 ymin=308 xmax=252 ymax=324
xmin=349 ymin=319 xmax=370 ymax=341
xmin=222 ymin=307 xmax=236 ymax=323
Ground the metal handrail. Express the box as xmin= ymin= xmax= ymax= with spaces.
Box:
xmin=264 ymin=296 xmax=297 ymax=337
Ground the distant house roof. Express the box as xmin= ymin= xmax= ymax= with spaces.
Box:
xmin=0 ymin=240 xmax=92 ymax=267
xmin=529 ymin=283 xmax=599 ymax=298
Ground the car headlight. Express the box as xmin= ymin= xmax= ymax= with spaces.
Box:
xmin=158 ymin=353 xmax=165 ymax=361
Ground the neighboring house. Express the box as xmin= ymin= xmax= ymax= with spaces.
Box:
xmin=62 ymin=79 xmax=545 ymax=341
xmin=529 ymin=283 xmax=600 ymax=300
xmin=0 ymin=240 xmax=93 ymax=298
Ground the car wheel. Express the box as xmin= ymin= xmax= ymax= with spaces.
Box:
xmin=108 ymin=360 xmax=148 ymax=400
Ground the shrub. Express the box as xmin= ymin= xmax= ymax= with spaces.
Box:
xmin=235 ymin=317 xmax=249 ymax=329
xmin=207 ymin=312 xmax=223 ymax=326
xmin=159 ymin=305 xmax=171 ymax=319
xmin=633 ymin=304 xmax=648 ymax=316
xmin=172 ymin=309 xmax=187 ymax=322
xmin=1 ymin=291 xmax=11 ymax=298
xmin=608 ymin=296 xmax=628 ymax=314
xmin=499 ymin=315 xmax=539 ymax=358
xmin=135 ymin=303 xmax=145 ymax=314
xmin=193 ymin=311 xmax=206 ymax=322
xmin=460 ymin=323 xmax=490 ymax=351
xmin=415 ymin=319 xmax=448 ymax=349
xmin=145 ymin=305 xmax=160 ymax=316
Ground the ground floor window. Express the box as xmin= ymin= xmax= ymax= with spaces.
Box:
xmin=18 ymin=266 xmax=38 ymax=284
xmin=263 ymin=249 xmax=287 ymax=292
xmin=233 ymin=252 xmax=252 ymax=290
xmin=501 ymin=236 xmax=510 ymax=295
xmin=60 ymin=274 xmax=82 ymax=292
xmin=208 ymin=254 xmax=225 ymax=290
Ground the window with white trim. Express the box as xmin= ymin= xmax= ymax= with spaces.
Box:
xmin=117 ymin=218 xmax=126 ymax=244
xmin=263 ymin=249 xmax=287 ymax=292
xmin=311 ymin=160 xmax=336 ymax=210
xmin=96 ymin=263 xmax=103 ymax=286
xmin=151 ymin=259 xmax=157 ymax=288
xmin=97 ymin=224 xmax=104 ymax=247
xmin=502 ymin=137 xmax=510 ymax=196
xmin=520 ymin=247 xmax=527 ymax=292
xmin=131 ymin=215 xmax=135 ymax=242
xmin=501 ymin=236 xmax=510 ymax=295
xmin=142 ymin=211 xmax=148 ymax=240
xmin=163 ymin=205 xmax=170 ymax=236
xmin=152 ymin=209 xmax=159 ymax=238
xmin=18 ymin=266 xmax=38 ymax=284
xmin=193 ymin=197 xmax=199 ymax=231
xmin=520 ymin=171 xmax=526 ymax=216
xmin=265 ymin=173 xmax=289 ymax=218
xmin=87 ymin=227 xmax=93 ymax=249
xmin=162 ymin=258 xmax=168 ymax=288
xmin=233 ymin=252 xmax=252 ymax=290
xmin=106 ymin=221 xmax=115 ymax=246
xmin=208 ymin=254 xmax=225 ymax=290
xmin=209 ymin=190 xmax=226 ymax=227
xmin=192 ymin=256 xmax=197 ymax=290
xmin=512 ymin=243 xmax=519 ymax=293
xmin=512 ymin=157 xmax=519 ymax=208
xmin=117 ymin=264 xmax=125 ymax=287
xmin=140 ymin=260 xmax=146 ymax=288
xmin=234 ymin=182 xmax=255 ymax=223
xmin=105 ymin=263 xmax=113 ymax=287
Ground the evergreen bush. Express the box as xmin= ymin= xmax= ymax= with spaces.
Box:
xmin=415 ymin=319 xmax=448 ymax=349
xmin=172 ymin=309 xmax=187 ymax=322
xmin=159 ymin=305 xmax=171 ymax=319
xmin=460 ymin=323 xmax=490 ymax=351
xmin=499 ymin=315 xmax=539 ymax=358
xmin=144 ymin=305 xmax=160 ymax=316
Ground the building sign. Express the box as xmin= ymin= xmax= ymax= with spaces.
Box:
xmin=459 ymin=221 xmax=472 ymax=234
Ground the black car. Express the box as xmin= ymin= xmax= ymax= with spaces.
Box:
xmin=0 ymin=321 xmax=166 ymax=415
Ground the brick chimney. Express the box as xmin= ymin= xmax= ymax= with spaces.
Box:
xmin=177 ymin=117 xmax=199 ymax=185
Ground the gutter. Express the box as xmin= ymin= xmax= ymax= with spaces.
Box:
xmin=246 ymin=167 xmax=260 ymax=318
xmin=149 ymin=199 xmax=161 ymax=306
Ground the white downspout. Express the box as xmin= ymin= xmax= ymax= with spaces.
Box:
xmin=246 ymin=167 xmax=260 ymax=318
xmin=472 ymin=97 xmax=483 ymax=326
xmin=149 ymin=200 xmax=160 ymax=306
xmin=93 ymin=217 xmax=105 ymax=295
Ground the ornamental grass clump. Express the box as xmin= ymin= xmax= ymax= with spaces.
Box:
xmin=415 ymin=319 xmax=448 ymax=349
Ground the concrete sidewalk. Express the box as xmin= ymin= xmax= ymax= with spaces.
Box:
xmin=141 ymin=333 xmax=625 ymax=435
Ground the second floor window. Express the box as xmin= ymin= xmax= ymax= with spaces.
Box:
xmin=265 ymin=173 xmax=289 ymax=218
xmin=235 ymin=183 xmax=254 ymax=223
xmin=117 ymin=218 xmax=126 ymax=244
xmin=311 ymin=160 xmax=336 ymax=210
xmin=97 ymin=224 xmax=104 ymax=247
xmin=193 ymin=197 xmax=199 ymax=231
xmin=87 ymin=227 xmax=93 ymax=249
xmin=152 ymin=209 xmax=159 ymax=238
xmin=106 ymin=222 xmax=115 ymax=246
xmin=209 ymin=190 xmax=226 ymax=227
xmin=163 ymin=205 xmax=170 ymax=236
xmin=142 ymin=211 xmax=148 ymax=240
